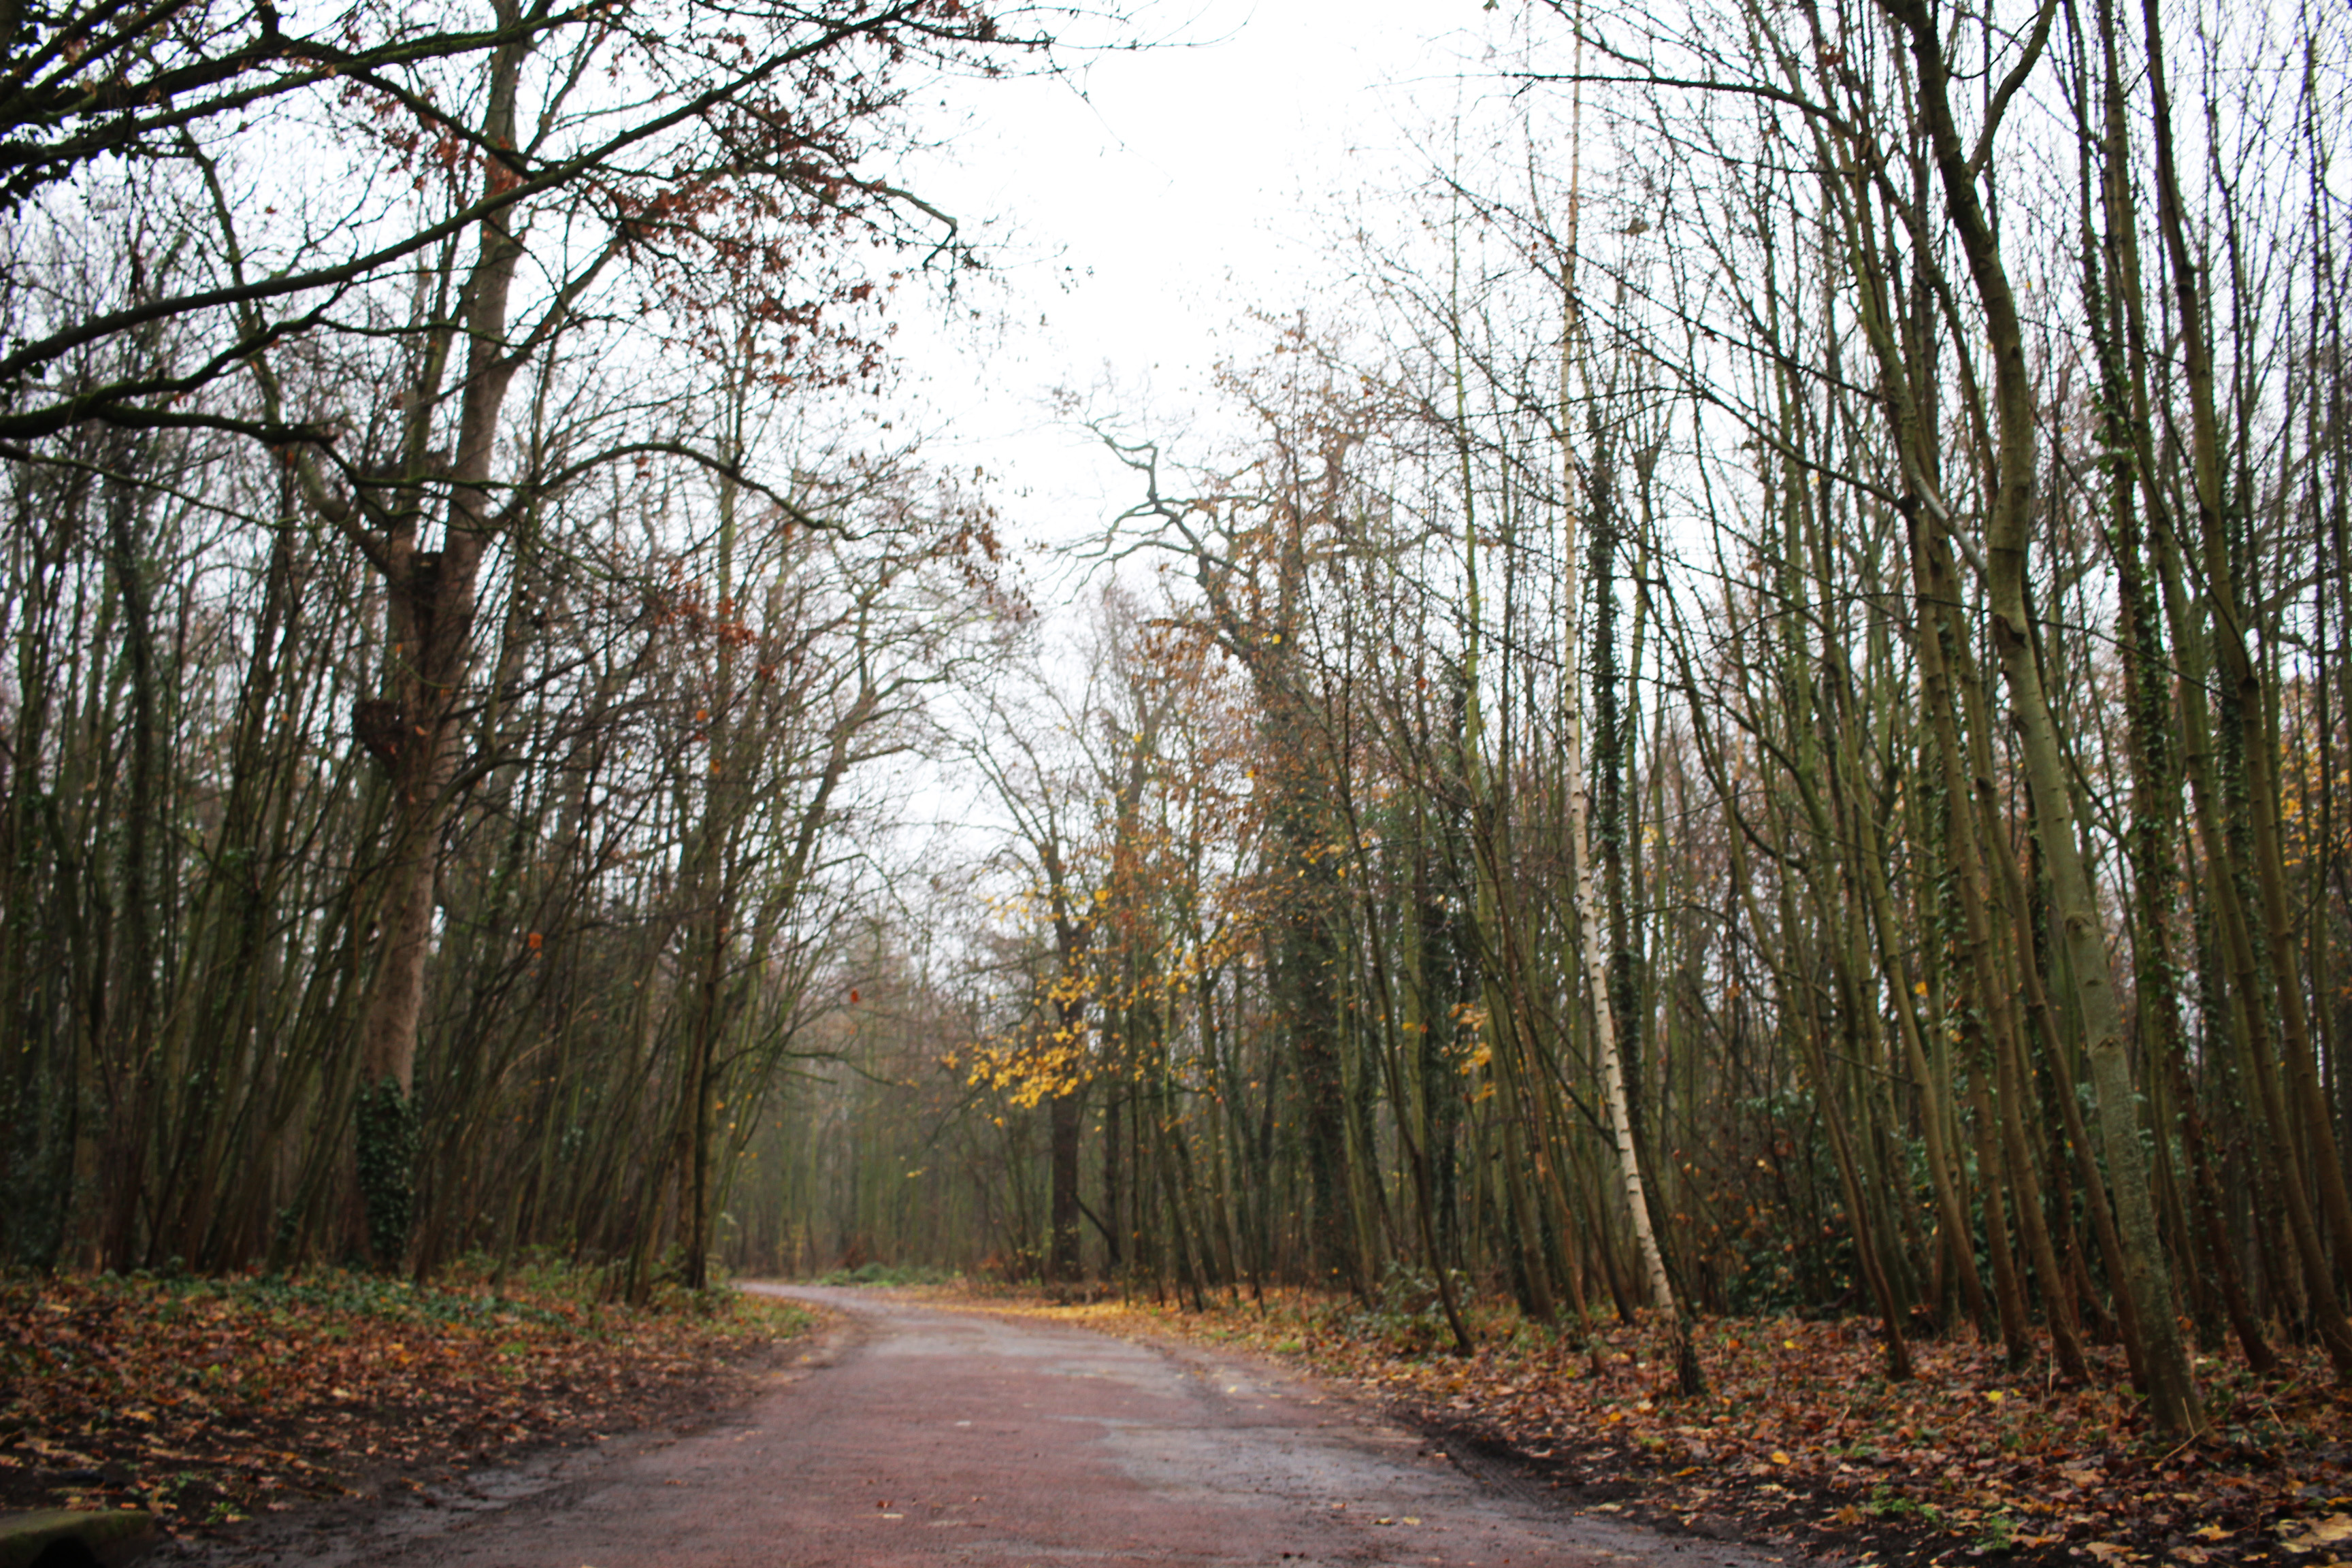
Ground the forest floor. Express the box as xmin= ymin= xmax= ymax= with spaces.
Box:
xmin=0 ymin=1264 xmax=813 ymax=1542
xmin=919 ymin=1281 xmax=2350 ymax=1568
xmin=10 ymin=1265 xmax=2345 ymax=1567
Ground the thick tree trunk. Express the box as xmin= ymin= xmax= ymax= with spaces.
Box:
xmin=348 ymin=17 xmax=532 ymax=1269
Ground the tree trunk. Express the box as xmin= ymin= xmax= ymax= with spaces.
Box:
xmin=348 ymin=14 xmax=533 ymax=1269
xmin=1880 ymin=0 xmax=2203 ymax=1435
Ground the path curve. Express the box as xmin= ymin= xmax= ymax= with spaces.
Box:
xmin=162 ymin=1285 xmax=1788 ymax=1568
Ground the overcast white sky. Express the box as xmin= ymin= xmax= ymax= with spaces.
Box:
xmin=883 ymin=2 xmax=1512 ymax=555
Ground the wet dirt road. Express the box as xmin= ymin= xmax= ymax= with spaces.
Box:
xmin=168 ymin=1286 xmax=1788 ymax=1568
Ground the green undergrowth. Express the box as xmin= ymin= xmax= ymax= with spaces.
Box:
xmin=84 ymin=1252 xmax=798 ymax=1338
xmin=809 ymin=1261 xmax=963 ymax=1288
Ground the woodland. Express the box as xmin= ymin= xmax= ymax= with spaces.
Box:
xmin=2 ymin=0 xmax=2350 ymax=1482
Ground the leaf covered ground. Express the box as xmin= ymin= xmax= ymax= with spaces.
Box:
xmin=1 ymin=1265 xmax=813 ymax=1536
xmin=942 ymin=1284 xmax=2351 ymax=1568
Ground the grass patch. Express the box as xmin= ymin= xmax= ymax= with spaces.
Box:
xmin=810 ymin=1261 xmax=962 ymax=1288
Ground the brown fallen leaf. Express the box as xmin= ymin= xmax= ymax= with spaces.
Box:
xmin=2283 ymin=1518 xmax=2352 ymax=1554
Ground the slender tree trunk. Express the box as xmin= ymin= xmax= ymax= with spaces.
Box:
xmin=1559 ymin=346 xmax=1699 ymax=1394
xmin=1880 ymin=0 xmax=2203 ymax=1435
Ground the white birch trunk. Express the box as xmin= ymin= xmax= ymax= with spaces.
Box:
xmin=1556 ymin=250 xmax=1676 ymax=1317
xmin=1560 ymin=501 xmax=1676 ymax=1318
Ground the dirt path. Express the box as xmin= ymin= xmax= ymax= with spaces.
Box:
xmin=159 ymin=1285 xmax=1795 ymax=1567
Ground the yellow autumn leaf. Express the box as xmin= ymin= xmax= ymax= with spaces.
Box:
xmin=2281 ymin=1518 xmax=2352 ymax=1553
